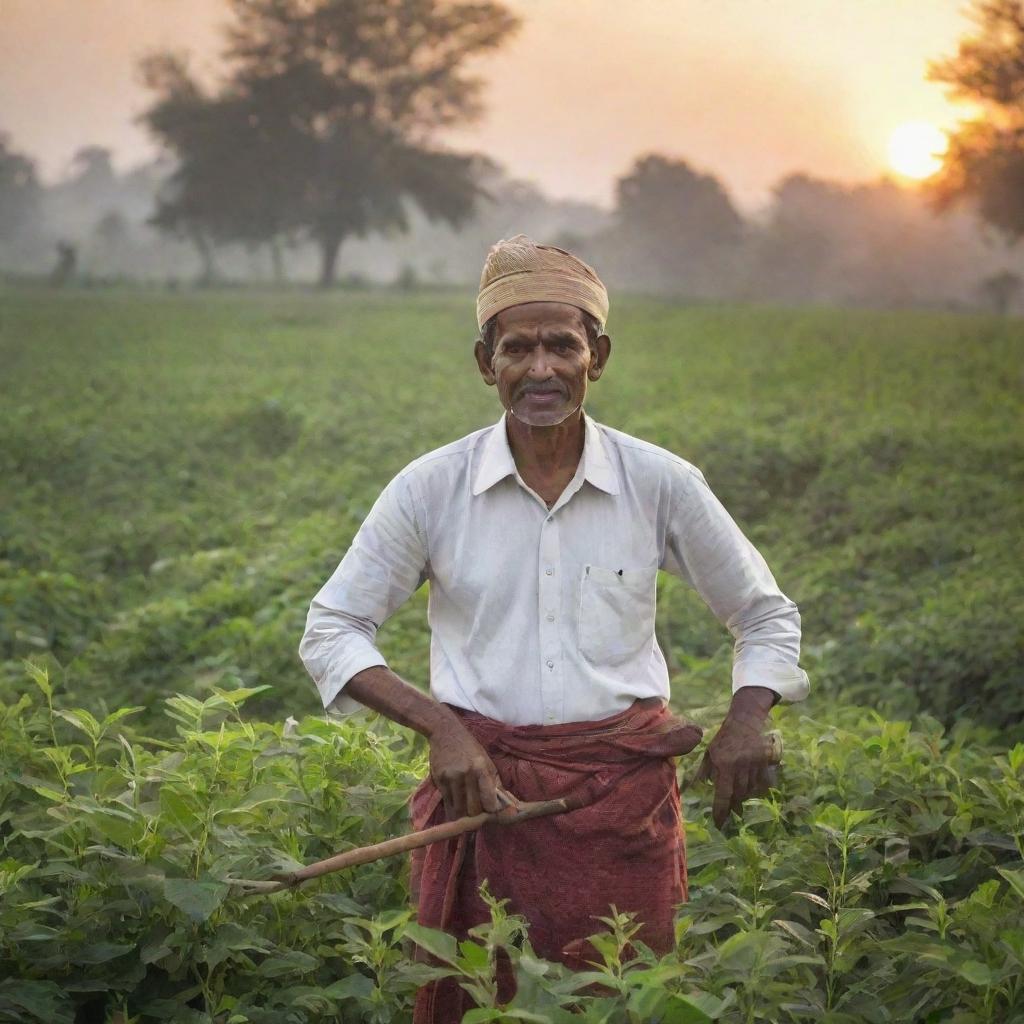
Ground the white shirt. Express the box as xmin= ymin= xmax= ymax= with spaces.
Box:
xmin=299 ymin=412 xmax=809 ymax=726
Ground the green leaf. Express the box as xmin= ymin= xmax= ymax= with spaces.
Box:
xmin=659 ymin=995 xmax=715 ymax=1024
xmin=73 ymin=941 xmax=135 ymax=964
xmin=163 ymin=878 xmax=229 ymax=923
xmin=258 ymin=950 xmax=320 ymax=978
xmin=372 ymin=907 xmax=411 ymax=933
xmin=212 ymin=783 xmax=286 ymax=819
xmin=958 ymin=960 xmax=993 ymax=986
xmin=997 ymin=867 xmax=1024 ymax=903
xmin=141 ymin=939 xmax=173 ymax=965
xmin=716 ymin=929 xmax=777 ymax=970
xmin=75 ymin=800 xmax=145 ymax=847
xmin=211 ymin=685 xmax=272 ymax=706
xmin=458 ymin=939 xmax=490 ymax=970
xmin=772 ymin=919 xmax=816 ymax=947
xmin=0 ymin=978 xmax=71 ymax=1023
xmin=314 ymin=893 xmax=368 ymax=916
xmin=101 ymin=706 xmax=145 ymax=730
xmin=29 ymin=784 xmax=65 ymax=803
xmin=159 ymin=787 xmax=201 ymax=831
xmin=404 ymin=922 xmax=460 ymax=964
xmin=836 ymin=907 xmax=875 ymax=934
xmin=54 ymin=708 xmax=102 ymax=742
xmin=24 ymin=662 xmax=52 ymax=701
xmin=323 ymin=974 xmax=376 ymax=1001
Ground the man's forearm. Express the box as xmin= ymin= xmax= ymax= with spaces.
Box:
xmin=342 ymin=665 xmax=465 ymax=740
xmin=343 ymin=666 xmax=505 ymax=818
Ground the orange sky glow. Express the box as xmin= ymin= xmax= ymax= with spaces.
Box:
xmin=0 ymin=0 xmax=976 ymax=211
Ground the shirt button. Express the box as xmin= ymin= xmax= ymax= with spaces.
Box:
xmin=546 ymin=659 xmax=554 ymax=668
xmin=546 ymin=613 xmax=555 ymax=622
xmin=545 ymin=567 xmax=554 ymax=576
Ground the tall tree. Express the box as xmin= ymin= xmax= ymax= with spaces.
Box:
xmin=140 ymin=53 xmax=289 ymax=283
xmin=928 ymin=0 xmax=1024 ymax=241
xmin=0 ymin=133 xmax=41 ymax=241
xmin=600 ymin=154 xmax=744 ymax=297
xmin=140 ymin=0 xmax=518 ymax=286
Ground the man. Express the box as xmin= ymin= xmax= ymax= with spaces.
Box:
xmin=299 ymin=235 xmax=809 ymax=1021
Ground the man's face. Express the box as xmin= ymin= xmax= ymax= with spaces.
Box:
xmin=474 ymin=302 xmax=611 ymax=427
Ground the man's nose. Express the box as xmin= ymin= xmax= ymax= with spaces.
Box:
xmin=526 ymin=347 xmax=554 ymax=378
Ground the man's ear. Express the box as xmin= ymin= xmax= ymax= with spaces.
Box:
xmin=474 ymin=338 xmax=496 ymax=385
xmin=588 ymin=334 xmax=611 ymax=381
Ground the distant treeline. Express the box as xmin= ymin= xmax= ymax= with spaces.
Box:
xmin=0 ymin=137 xmax=1021 ymax=314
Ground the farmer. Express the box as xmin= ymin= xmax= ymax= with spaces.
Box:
xmin=299 ymin=235 xmax=809 ymax=1021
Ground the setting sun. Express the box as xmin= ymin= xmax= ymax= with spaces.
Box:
xmin=887 ymin=121 xmax=948 ymax=180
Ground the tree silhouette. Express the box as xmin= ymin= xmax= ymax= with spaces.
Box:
xmin=0 ymin=133 xmax=41 ymax=241
xmin=140 ymin=54 xmax=289 ymax=284
xmin=600 ymin=154 xmax=744 ymax=297
xmin=928 ymin=0 xmax=1024 ymax=241
xmin=67 ymin=147 xmax=118 ymax=195
xmin=140 ymin=0 xmax=518 ymax=286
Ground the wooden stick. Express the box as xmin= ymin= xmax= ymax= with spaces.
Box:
xmin=227 ymin=794 xmax=575 ymax=896
xmin=229 ymin=731 xmax=784 ymax=897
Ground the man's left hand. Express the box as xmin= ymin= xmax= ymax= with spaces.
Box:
xmin=694 ymin=685 xmax=778 ymax=828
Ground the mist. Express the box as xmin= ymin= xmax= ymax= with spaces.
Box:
xmin=1 ymin=135 xmax=1020 ymax=316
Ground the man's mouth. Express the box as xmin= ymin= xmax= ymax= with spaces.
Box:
xmin=520 ymin=387 xmax=564 ymax=402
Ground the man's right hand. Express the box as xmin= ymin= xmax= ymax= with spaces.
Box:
xmin=341 ymin=665 xmax=507 ymax=819
xmin=429 ymin=720 xmax=504 ymax=819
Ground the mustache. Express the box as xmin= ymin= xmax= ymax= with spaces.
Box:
xmin=518 ymin=380 xmax=566 ymax=396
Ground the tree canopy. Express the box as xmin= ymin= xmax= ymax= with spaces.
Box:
xmin=139 ymin=0 xmax=518 ymax=285
xmin=0 ymin=133 xmax=41 ymax=242
xmin=928 ymin=0 xmax=1024 ymax=242
xmin=597 ymin=154 xmax=744 ymax=297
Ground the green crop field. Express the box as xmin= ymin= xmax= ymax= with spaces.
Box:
xmin=1 ymin=286 xmax=1022 ymax=1023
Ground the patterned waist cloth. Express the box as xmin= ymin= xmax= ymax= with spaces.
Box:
xmin=409 ymin=697 xmax=703 ymax=1024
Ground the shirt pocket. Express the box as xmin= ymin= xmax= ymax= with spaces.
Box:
xmin=577 ymin=564 xmax=658 ymax=667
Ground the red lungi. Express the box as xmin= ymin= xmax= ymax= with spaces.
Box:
xmin=409 ymin=697 xmax=702 ymax=1023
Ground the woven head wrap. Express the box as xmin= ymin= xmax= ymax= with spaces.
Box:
xmin=476 ymin=234 xmax=609 ymax=331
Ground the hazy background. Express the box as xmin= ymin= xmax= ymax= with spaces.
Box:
xmin=1 ymin=0 xmax=1020 ymax=310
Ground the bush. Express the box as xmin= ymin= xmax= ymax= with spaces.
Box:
xmin=2 ymin=673 xmax=1022 ymax=1023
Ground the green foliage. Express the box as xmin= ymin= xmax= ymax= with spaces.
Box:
xmin=1 ymin=683 xmax=1023 ymax=1021
xmin=0 ymin=287 xmax=1021 ymax=1019
xmin=1 ymin=290 xmax=1020 ymax=731
xmin=0 ymin=680 xmax=431 ymax=1022
xmin=926 ymin=0 xmax=1024 ymax=242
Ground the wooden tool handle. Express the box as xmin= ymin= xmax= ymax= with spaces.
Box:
xmin=228 ymin=794 xmax=573 ymax=896
xmin=230 ymin=734 xmax=785 ymax=897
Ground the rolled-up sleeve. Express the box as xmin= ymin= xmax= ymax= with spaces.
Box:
xmin=299 ymin=471 xmax=429 ymax=716
xmin=662 ymin=466 xmax=809 ymax=703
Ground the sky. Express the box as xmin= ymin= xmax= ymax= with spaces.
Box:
xmin=0 ymin=0 xmax=977 ymax=212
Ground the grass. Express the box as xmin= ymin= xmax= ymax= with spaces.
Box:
xmin=1 ymin=285 xmax=1022 ymax=1022
xmin=2 ymin=286 xmax=1020 ymax=729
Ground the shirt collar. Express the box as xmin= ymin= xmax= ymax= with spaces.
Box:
xmin=471 ymin=411 xmax=620 ymax=497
